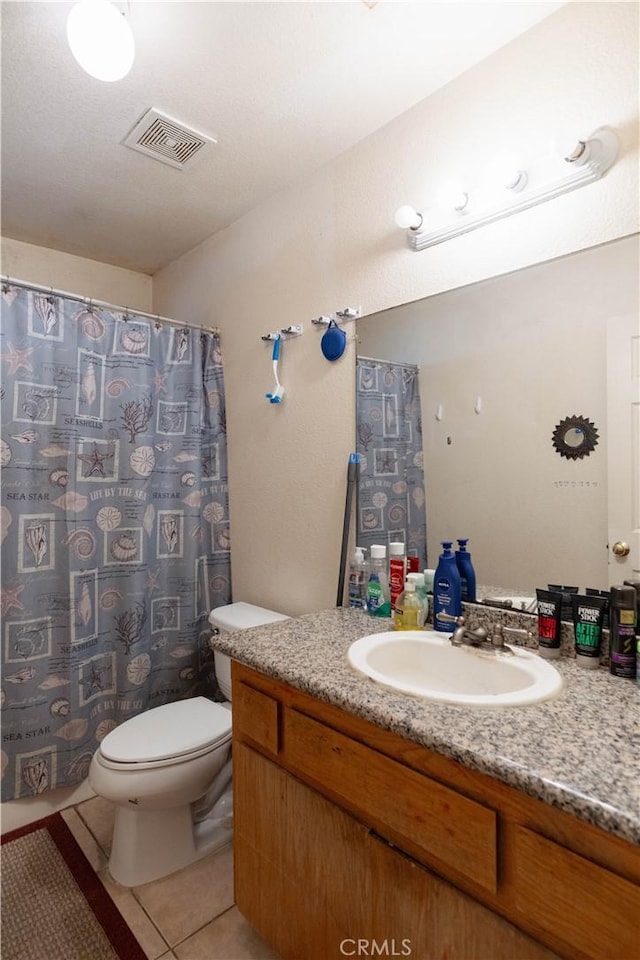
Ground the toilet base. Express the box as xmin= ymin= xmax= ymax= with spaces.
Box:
xmin=108 ymin=803 xmax=232 ymax=887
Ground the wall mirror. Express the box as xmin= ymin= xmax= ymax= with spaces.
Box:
xmin=355 ymin=233 xmax=638 ymax=596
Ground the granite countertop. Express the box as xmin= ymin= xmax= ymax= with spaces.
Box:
xmin=210 ymin=607 xmax=640 ymax=845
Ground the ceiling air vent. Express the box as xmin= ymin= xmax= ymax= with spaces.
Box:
xmin=123 ymin=108 xmax=216 ymax=169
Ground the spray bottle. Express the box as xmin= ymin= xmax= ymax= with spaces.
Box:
xmin=609 ymin=585 xmax=637 ymax=679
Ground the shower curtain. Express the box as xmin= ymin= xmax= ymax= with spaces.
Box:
xmin=0 ymin=284 xmax=231 ymax=801
xmin=356 ymin=357 xmax=427 ymax=569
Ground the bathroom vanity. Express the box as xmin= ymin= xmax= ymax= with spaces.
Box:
xmin=211 ymin=608 xmax=640 ymax=960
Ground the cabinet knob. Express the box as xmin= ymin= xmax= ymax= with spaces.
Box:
xmin=612 ymin=540 xmax=631 ymax=557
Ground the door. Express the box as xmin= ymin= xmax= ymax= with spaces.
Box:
xmin=607 ymin=311 xmax=640 ymax=586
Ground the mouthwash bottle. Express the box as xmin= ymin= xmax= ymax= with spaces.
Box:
xmin=366 ymin=544 xmax=391 ymax=618
xmin=433 ymin=541 xmax=462 ymax=632
xmin=455 ymin=538 xmax=476 ymax=603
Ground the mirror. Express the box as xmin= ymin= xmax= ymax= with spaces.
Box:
xmin=356 ymin=234 xmax=638 ymax=595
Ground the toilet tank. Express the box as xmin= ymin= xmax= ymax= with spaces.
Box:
xmin=208 ymin=602 xmax=289 ymax=700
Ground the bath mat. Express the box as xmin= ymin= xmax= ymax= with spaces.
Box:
xmin=1 ymin=812 xmax=146 ymax=960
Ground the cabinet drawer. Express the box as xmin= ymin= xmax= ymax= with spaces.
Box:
xmin=233 ymin=681 xmax=280 ymax=755
xmin=283 ymin=707 xmax=497 ymax=893
xmin=512 ymin=825 xmax=640 ymax=959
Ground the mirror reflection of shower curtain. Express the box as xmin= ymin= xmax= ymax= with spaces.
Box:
xmin=0 ymin=283 xmax=231 ymax=801
xmin=356 ymin=357 xmax=427 ymax=570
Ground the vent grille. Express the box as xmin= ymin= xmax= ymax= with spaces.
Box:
xmin=123 ymin=108 xmax=216 ymax=169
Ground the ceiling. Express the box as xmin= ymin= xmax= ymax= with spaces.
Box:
xmin=1 ymin=1 xmax=565 ymax=276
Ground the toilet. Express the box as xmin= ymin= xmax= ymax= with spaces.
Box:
xmin=88 ymin=602 xmax=288 ymax=887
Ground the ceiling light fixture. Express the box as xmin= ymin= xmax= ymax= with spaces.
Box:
xmin=67 ymin=0 xmax=135 ymax=82
xmin=396 ymin=127 xmax=618 ymax=251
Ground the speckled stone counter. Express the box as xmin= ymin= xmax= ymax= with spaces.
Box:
xmin=210 ymin=607 xmax=640 ymax=845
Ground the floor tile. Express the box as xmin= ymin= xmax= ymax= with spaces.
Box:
xmin=174 ymin=906 xmax=280 ymax=960
xmin=76 ymin=794 xmax=116 ymax=854
xmin=62 ymin=805 xmax=169 ymax=960
xmin=99 ymin=867 xmax=170 ymax=960
xmin=61 ymin=807 xmax=108 ymax=873
xmin=133 ymin=842 xmax=235 ymax=947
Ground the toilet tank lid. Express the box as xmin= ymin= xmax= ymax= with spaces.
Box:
xmin=100 ymin=697 xmax=231 ymax=764
xmin=208 ymin=601 xmax=289 ymax=631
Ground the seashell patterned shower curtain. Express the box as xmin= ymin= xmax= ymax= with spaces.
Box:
xmin=356 ymin=357 xmax=427 ymax=570
xmin=0 ymin=284 xmax=231 ymax=801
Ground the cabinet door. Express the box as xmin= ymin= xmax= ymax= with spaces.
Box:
xmin=234 ymin=740 xmax=372 ymax=960
xmin=367 ymin=834 xmax=560 ymax=960
xmin=511 ymin=825 xmax=640 ymax=960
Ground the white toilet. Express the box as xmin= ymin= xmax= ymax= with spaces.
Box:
xmin=88 ymin=602 xmax=288 ymax=887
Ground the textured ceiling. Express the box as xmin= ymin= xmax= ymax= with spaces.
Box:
xmin=1 ymin=1 xmax=565 ymax=275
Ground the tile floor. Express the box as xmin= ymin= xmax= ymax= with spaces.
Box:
xmin=61 ymin=796 xmax=279 ymax=960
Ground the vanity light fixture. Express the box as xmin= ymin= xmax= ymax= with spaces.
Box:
xmin=397 ymin=127 xmax=618 ymax=251
xmin=67 ymin=0 xmax=135 ymax=82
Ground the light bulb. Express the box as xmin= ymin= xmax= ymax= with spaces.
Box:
xmin=394 ymin=205 xmax=423 ymax=231
xmin=491 ymin=153 xmax=528 ymax=193
xmin=436 ymin=180 xmax=469 ymax=213
xmin=67 ymin=0 xmax=135 ymax=82
xmin=551 ymin=133 xmax=590 ymax=166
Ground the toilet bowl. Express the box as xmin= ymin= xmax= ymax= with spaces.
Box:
xmin=88 ymin=601 xmax=288 ymax=887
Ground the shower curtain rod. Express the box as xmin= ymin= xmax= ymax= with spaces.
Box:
xmin=357 ymin=355 xmax=419 ymax=369
xmin=1 ymin=275 xmax=220 ymax=336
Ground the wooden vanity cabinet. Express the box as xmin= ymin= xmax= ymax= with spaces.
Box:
xmin=231 ymin=662 xmax=640 ymax=960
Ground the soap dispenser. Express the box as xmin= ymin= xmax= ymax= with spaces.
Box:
xmin=433 ymin=541 xmax=462 ymax=632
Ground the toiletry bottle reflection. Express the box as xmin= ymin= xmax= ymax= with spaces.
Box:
xmin=455 ymin=539 xmax=476 ymax=603
xmin=348 ymin=546 xmax=368 ymax=610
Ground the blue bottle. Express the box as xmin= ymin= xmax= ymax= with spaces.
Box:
xmin=433 ymin=541 xmax=462 ymax=632
xmin=455 ymin=538 xmax=476 ymax=603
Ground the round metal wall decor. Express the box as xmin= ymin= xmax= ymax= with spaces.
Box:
xmin=551 ymin=415 xmax=599 ymax=460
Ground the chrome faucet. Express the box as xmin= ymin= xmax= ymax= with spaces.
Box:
xmin=437 ymin=613 xmax=533 ymax=655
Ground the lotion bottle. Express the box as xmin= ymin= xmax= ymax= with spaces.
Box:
xmin=433 ymin=541 xmax=462 ymax=632
xmin=455 ymin=538 xmax=476 ymax=603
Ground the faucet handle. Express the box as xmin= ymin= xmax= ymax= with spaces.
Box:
xmin=436 ymin=611 xmax=465 ymax=626
xmin=491 ymin=623 xmax=533 ymax=653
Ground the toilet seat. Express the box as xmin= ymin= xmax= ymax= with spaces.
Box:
xmin=99 ymin=697 xmax=232 ymax=769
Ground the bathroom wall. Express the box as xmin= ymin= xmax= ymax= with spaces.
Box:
xmin=152 ymin=2 xmax=639 ymax=616
xmin=0 ymin=237 xmax=152 ymax=313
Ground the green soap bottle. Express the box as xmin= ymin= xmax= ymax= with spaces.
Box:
xmin=366 ymin=544 xmax=391 ymax=618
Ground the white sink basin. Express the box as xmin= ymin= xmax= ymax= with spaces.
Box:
xmin=347 ymin=631 xmax=564 ymax=707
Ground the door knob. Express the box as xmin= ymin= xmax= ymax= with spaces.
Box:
xmin=612 ymin=541 xmax=630 ymax=557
